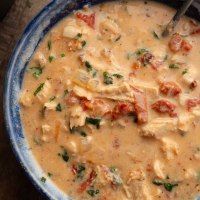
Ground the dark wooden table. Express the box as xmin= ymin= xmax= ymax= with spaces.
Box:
xmin=0 ymin=1 xmax=50 ymax=199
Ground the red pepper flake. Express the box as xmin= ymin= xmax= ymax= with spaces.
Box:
xmin=76 ymin=12 xmax=95 ymax=28
xmin=77 ymin=170 xmax=97 ymax=193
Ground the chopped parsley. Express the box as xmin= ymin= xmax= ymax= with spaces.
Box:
xmin=152 ymin=31 xmax=159 ymax=39
xmin=56 ymin=103 xmax=62 ymax=112
xmin=82 ymin=40 xmax=87 ymax=47
xmin=76 ymin=163 xmax=86 ymax=179
xmin=85 ymin=117 xmax=101 ymax=129
xmin=164 ymin=182 xmax=178 ymax=192
xmin=40 ymin=177 xmax=46 ymax=183
xmin=103 ymin=71 xmax=113 ymax=85
xmin=47 ymin=40 xmax=52 ymax=50
xmin=169 ymin=63 xmax=180 ymax=69
xmin=152 ymin=178 xmax=178 ymax=192
xmin=61 ymin=53 xmax=65 ymax=57
xmin=49 ymin=96 xmax=56 ymax=101
xmin=80 ymin=131 xmax=87 ymax=137
xmin=85 ymin=61 xmax=93 ymax=72
xmin=76 ymin=33 xmax=82 ymax=38
xmin=48 ymin=55 xmax=55 ymax=63
xmin=115 ymin=35 xmax=121 ymax=42
xmin=182 ymin=68 xmax=188 ymax=75
xmin=30 ymin=67 xmax=43 ymax=78
xmin=63 ymin=89 xmax=69 ymax=97
xmin=113 ymin=73 xmax=123 ymax=79
xmin=69 ymin=126 xmax=87 ymax=137
xmin=47 ymin=172 xmax=53 ymax=177
xmin=34 ymin=83 xmax=44 ymax=96
xmin=85 ymin=61 xmax=97 ymax=77
xmin=58 ymin=147 xmax=69 ymax=162
xmin=135 ymin=48 xmax=148 ymax=56
xmin=87 ymin=187 xmax=100 ymax=197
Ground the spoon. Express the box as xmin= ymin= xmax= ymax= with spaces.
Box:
xmin=162 ymin=0 xmax=194 ymax=37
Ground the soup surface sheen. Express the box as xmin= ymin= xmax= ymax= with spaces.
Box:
xmin=20 ymin=1 xmax=200 ymax=199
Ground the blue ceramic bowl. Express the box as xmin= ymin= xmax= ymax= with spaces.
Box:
xmin=3 ymin=0 xmax=200 ymax=199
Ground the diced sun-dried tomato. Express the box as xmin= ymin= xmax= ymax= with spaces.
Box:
xmin=168 ymin=33 xmax=183 ymax=52
xmin=151 ymin=99 xmax=177 ymax=117
xmin=76 ymin=12 xmax=95 ymax=28
xmin=181 ymin=40 xmax=192 ymax=52
xmin=132 ymin=88 xmax=148 ymax=124
xmin=110 ymin=102 xmax=134 ymax=120
xmin=78 ymin=170 xmax=97 ymax=193
xmin=186 ymin=98 xmax=200 ymax=111
xmin=160 ymin=82 xmax=182 ymax=97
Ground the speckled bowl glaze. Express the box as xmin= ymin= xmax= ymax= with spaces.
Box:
xmin=3 ymin=0 xmax=200 ymax=199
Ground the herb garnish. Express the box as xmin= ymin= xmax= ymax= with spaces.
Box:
xmin=69 ymin=126 xmax=87 ymax=137
xmin=115 ymin=35 xmax=121 ymax=42
xmin=47 ymin=40 xmax=52 ymax=50
xmin=103 ymin=71 xmax=113 ymax=85
xmin=85 ymin=61 xmax=93 ymax=72
xmin=135 ymin=48 xmax=148 ymax=56
xmin=34 ymin=83 xmax=44 ymax=96
xmin=82 ymin=40 xmax=87 ymax=47
xmin=76 ymin=33 xmax=82 ymax=38
xmin=152 ymin=31 xmax=160 ymax=39
xmin=40 ymin=177 xmax=46 ymax=183
xmin=47 ymin=172 xmax=53 ymax=177
xmin=152 ymin=178 xmax=178 ymax=192
xmin=49 ymin=55 xmax=55 ymax=63
xmin=85 ymin=61 xmax=97 ymax=77
xmin=49 ymin=96 xmax=56 ymax=101
xmin=63 ymin=89 xmax=69 ymax=97
xmin=182 ymin=68 xmax=188 ymax=75
xmin=58 ymin=147 xmax=69 ymax=162
xmin=113 ymin=73 xmax=123 ymax=79
xmin=76 ymin=163 xmax=86 ymax=179
xmin=30 ymin=67 xmax=43 ymax=78
xmin=61 ymin=53 xmax=65 ymax=57
xmin=56 ymin=103 xmax=62 ymax=112
xmin=85 ymin=117 xmax=101 ymax=129
xmin=169 ymin=63 xmax=180 ymax=69
xmin=87 ymin=187 xmax=100 ymax=197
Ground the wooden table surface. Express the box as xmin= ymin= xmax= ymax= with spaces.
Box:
xmin=0 ymin=1 xmax=50 ymax=199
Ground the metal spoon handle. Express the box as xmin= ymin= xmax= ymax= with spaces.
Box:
xmin=172 ymin=0 xmax=194 ymax=26
xmin=162 ymin=0 xmax=194 ymax=37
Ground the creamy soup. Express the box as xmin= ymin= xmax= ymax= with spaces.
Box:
xmin=19 ymin=1 xmax=200 ymax=199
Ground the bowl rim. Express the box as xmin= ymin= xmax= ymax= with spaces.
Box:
xmin=3 ymin=1 xmax=66 ymax=199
